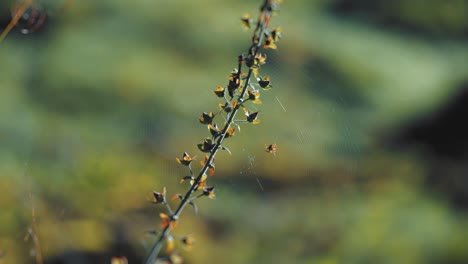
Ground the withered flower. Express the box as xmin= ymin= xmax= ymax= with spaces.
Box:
xmin=229 ymin=68 xmax=246 ymax=78
xmin=227 ymin=69 xmax=245 ymax=98
xmin=213 ymin=86 xmax=225 ymax=98
xmin=244 ymin=109 xmax=260 ymax=124
xmin=254 ymin=53 xmax=267 ymax=66
xmin=151 ymin=187 xmax=167 ymax=204
xmin=219 ymin=101 xmax=238 ymax=113
xmin=199 ymin=112 xmax=215 ymax=124
xmin=271 ymin=27 xmax=282 ymax=42
xmin=247 ymin=89 xmax=262 ymax=104
xmin=240 ymin=14 xmax=253 ymax=30
xmin=203 ymin=186 xmax=216 ymax=199
xmin=208 ymin=123 xmax=222 ymax=137
xmin=176 ymin=152 xmax=196 ymax=166
xmin=227 ymin=77 xmax=241 ymax=98
xmin=263 ymin=35 xmax=277 ymax=49
xmin=258 ymin=75 xmax=272 ymax=90
xmin=198 ymin=138 xmax=215 ymax=152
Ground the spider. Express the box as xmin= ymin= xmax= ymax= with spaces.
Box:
xmin=265 ymin=143 xmax=277 ymax=156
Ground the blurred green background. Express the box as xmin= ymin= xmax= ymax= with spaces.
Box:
xmin=1 ymin=0 xmax=468 ymax=263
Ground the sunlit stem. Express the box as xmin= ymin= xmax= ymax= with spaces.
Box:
xmin=188 ymin=164 xmax=193 ymax=176
xmin=162 ymin=202 xmax=174 ymax=216
xmin=190 ymin=193 xmax=206 ymax=202
xmin=144 ymin=1 xmax=273 ymax=263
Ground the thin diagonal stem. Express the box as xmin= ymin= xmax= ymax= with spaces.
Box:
xmin=144 ymin=1 xmax=274 ymax=263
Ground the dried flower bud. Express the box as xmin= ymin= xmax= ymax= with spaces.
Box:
xmin=203 ymin=186 xmax=216 ymax=199
xmin=149 ymin=187 xmax=167 ymax=204
xmin=240 ymin=14 xmax=253 ymax=30
xmin=263 ymin=35 xmax=277 ymax=49
xmin=198 ymin=138 xmax=215 ymax=152
xmin=199 ymin=112 xmax=215 ymax=124
xmin=213 ymin=86 xmax=225 ymax=98
xmin=258 ymin=75 xmax=272 ymax=90
xmin=208 ymin=124 xmax=222 ymax=137
xmin=244 ymin=109 xmax=260 ymax=124
xmin=247 ymin=90 xmax=262 ymax=104
xmin=176 ymin=152 xmax=196 ymax=166
xmin=271 ymin=27 xmax=282 ymax=41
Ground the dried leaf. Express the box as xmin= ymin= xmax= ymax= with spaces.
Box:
xmin=171 ymin=194 xmax=183 ymax=201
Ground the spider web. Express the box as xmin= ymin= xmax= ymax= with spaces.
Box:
xmin=228 ymin=60 xmax=363 ymax=194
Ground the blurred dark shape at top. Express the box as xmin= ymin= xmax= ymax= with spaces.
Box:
xmin=0 ymin=0 xmax=73 ymax=41
xmin=390 ymin=81 xmax=468 ymax=209
xmin=0 ymin=5 xmax=51 ymax=40
xmin=11 ymin=2 xmax=47 ymax=35
xmin=328 ymin=0 xmax=468 ymax=40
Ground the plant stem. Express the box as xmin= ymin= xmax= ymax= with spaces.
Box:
xmin=144 ymin=1 xmax=273 ymax=263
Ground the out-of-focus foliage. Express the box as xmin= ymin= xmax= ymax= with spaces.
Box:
xmin=0 ymin=0 xmax=467 ymax=263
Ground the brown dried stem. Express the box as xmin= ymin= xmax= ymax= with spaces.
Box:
xmin=144 ymin=1 xmax=278 ymax=263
